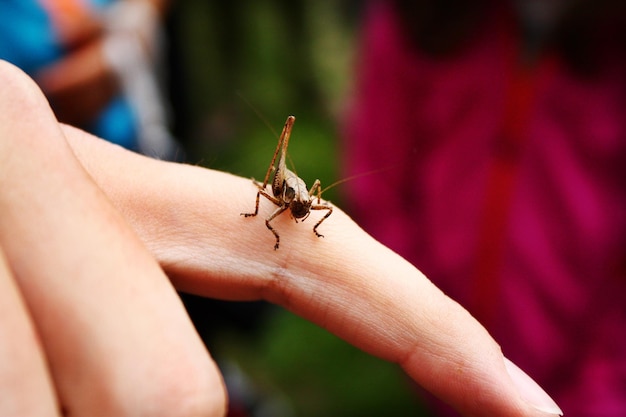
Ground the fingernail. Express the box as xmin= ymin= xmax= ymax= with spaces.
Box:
xmin=504 ymin=358 xmax=563 ymax=416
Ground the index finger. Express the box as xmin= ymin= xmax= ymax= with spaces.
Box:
xmin=65 ymin=125 xmax=562 ymax=417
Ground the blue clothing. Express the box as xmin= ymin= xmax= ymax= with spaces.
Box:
xmin=0 ymin=0 xmax=137 ymax=148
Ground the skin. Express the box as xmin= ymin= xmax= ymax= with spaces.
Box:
xmin=0 ymin=60 xmax=559 ymax=417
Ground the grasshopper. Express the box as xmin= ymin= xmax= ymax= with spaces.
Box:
xmin=240 ymin=115 xmax=333 ymax=250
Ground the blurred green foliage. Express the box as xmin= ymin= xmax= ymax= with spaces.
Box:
xmin=167 ymin=1 xmax=431 ymax=416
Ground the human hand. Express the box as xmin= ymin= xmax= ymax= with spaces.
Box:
xmin=0 ymin=60 xmax=562 ymax=417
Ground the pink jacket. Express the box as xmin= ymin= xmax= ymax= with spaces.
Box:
xmin=344 ymin=3 xmax=626 ymax=415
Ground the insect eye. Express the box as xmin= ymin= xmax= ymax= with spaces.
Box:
xmin=284 ymin=187 xmax=295 ymax=201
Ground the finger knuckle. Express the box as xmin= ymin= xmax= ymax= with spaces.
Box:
xmin=144 ymin=358 xmax=228 ymax=417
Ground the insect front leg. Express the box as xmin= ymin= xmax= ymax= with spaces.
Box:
xmin=310 ymin=204 xmax=333 ymax=238
xmin=266 ymin=205 xmax=289 ymax=250
xmin=240 ymin=185 xmax=281 ymax=218
xmin=307 ymin=179 xmax=332 ymax=238
xmin=309 ymin=179 xmax=323 ymax=203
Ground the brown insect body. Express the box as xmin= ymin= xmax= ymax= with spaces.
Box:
xmin=277 ymin=169 xmax=312 ymax=219
xmin=241 ymin=116 xmax=332 ymax=250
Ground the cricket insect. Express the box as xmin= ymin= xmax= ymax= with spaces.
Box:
xmin=240 ymin=115 xmax=333 ymax=250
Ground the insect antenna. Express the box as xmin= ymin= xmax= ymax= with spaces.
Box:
xmin=235 ymin=91 xmax=280 ymax=138
xmin=319 ymin=165 xmax=396 ymax=196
